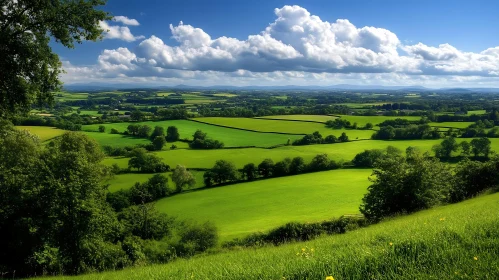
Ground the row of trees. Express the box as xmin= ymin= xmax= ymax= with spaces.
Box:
xmin=292 ymin=131 xmax=349 ymax=146
xmin=372 ymin=124 xmax=442 ymax=140
xmin=203 ymin=154 xmax=341 ymax=187
xmin=325 ymin=118 xmax=373 ymax=130
xmin=433 ymin=137 xmax=491 ymax=158
xmin=189 ymin=130 xmax=224 ymax=149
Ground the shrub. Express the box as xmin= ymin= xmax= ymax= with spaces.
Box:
xmin=110 ymin=128 xmax=120 ymax=134
xmin=352 ymin=149 xmax=385 ymax=167
xmin=98 ymin=125 xmax=106 ymax=133
xmin=178 ymin=221 xmax=218 ymax=254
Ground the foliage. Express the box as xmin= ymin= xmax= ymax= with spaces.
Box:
xmin=189 ymin=129 xmax=224 ymax=149
xmin=150 ymin=126 xmax=165 ymax=140
xmin=241 ymin=163 xmax=258 ymax=181
xmin=0 ymin=0 xmax=108 ymax=116
xmin=360 ymin=152 xmax=453 ymax=221
xmin=352 ymin=149 xmax=385 ymax=168
xmin=451 ymin=157 xmax=499 ymax=202
xmin=372 ymin=124 xmax=441 ymax=140
xmin=432 ymin=137 xmax=459 ymax=159
xmin=152 ymin=136 xmax=166 ymax=151
xmin=205 ymin=160 xmax=238 ymax=184
xmin=308 ymin=154 xmax=339 ymax=172
xmin=128 ymin=148 xmax=170 ymax=173
xmin=171 ymin=165 xmax=196 ymax=193
xmin=470 ymin=137 xmax=491 ymax=157
xmin=258 ymin=158 xmax=275 ymax=177
xmin=166 ymin=126 xmax=180 ymax=142
xmin=99 ymin=125 xmax=106 ymax=133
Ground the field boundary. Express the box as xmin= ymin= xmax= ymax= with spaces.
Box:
xmin=253 ymin=116 xmax=331 ymax=124
xmin=187 ymin=119 xmax=307 ymax=136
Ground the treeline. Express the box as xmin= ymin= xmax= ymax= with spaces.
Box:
xmin=325 ymin=118 xmax=373 ymax=130
xmin=0 ymin=124 xmax=219 ymax=277
xmin=203 ymin=154 xmax=341 ymax=187
xmin=292 ymin=131 xmax=349 ymax=146
xmin=372 ymin=124 xmax=442 ymax=140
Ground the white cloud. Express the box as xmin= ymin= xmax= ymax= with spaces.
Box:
xmin=113 ymin=16 xmax=140 ymax=26
xmin=63 ymin=5 xmax=499 ymax=86
xmin=99 ymin=20 xmax=144 ymax=42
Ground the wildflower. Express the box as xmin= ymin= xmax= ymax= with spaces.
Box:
xmin=311 ymin=248 xmax=315 ymax=252
xmin=474 ymin=256 xmax=478 ymax=261
xmin=389 ymin=242 xmax=393 ymax=246
xmin=302 ymin=248 xmax=306 ymax=252
xmin=326 ymin=276 xmax=335 ymax=280
xmin=439 ymin=217 xmax=445 ymax=221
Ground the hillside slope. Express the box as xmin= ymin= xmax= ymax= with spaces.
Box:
xmin=46 ymin=192 xmax=499 ymax=280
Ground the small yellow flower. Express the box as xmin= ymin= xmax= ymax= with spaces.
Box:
xmin=439 ymin=217 xmax=445 ymax=221
xmin=302 ymin=248 xmax=306 ymax=252
xmin=389 ymin=242 xmax=393 ymax=246
xmin=311 ymin=248 xmax=315 ymax=252
xmin=326 ymin=276 xmax=335 ymax=280
xmin=474 ymin=256 xmax=478 ymax=261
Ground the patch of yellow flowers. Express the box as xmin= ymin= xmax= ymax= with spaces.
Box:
xmin=295 ymin=246 xmax=315 ymax=259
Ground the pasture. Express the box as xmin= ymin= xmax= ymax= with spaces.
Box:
xmin=255 ymin=114 xmax=337 ymax=122
xmin=155 ymin=169 xmax=372 ymax=240
xmin=193 ymin=117 xmax=374 ymax=139
xmin=16 ymin=126 xmax=65 ymax=141
xmin=44 ymin=192 xmax=499 ymax=280
xmin=102 ymin=138 xmax=453 ymax=169
xmin=83 ymin=120 xmax=301 ymax=147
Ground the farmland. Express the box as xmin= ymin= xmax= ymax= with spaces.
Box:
xmin=106 ymin=171 xmax=205 ymax=193
xmin=155 ymin=169 xmax=372 ymax=240
xmin=83 ymin=120 xmax=301 ymax=147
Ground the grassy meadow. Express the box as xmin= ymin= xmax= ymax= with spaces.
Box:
xmin=45 ymin=192 xmax=499 ymax=280
xmin=102 ymin=139 xmax=449 ymax=169
xmin=155 ymin=169 xmax=372 ymax=240
xmin=256 ymin=114 xmax=337 ymax=122
xmin=82 ymin=120 xmax=300 ymax=147
xmin=16 ymin=126 xmax=65 ymax=141
xmin=193 ymin=117 xmax=374 ymax=139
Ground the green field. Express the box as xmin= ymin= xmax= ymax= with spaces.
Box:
xmin=335 ymin=115 xmax=422 ymax=127
xmin=106 ymin=171 xmax=205 ymax=193
xmin=255 ymin=114 xmax=337 ymax=122
xmin=193 ymin=117 xmax=374 ymax=139
xmin=430 ymin=122 xmax=474 ymax=128
xmin=155 ymin=169 xmax=372 ymax=240
xmin=16 ymin=126 xmax=65 ymax=141
xmin=83 ymin=120 xmax=301 ymax=148
xmin=45 ymin=192 xmax=499 ymax=280
xmin=468 ymin=110 xmax=487 ymax=115
xmin=54 ymin=92 xmax=89 ymax=101
xmin=103 ymin=138 xmax=449 ymax=169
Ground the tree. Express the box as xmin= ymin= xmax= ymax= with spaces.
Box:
xmin=324 ymin=135 xmax=337 ymax=143
xmin=98 ymin=125 xmax=106 ymax=133
xmin=150 ymin=126 xmax=165 ymax=140
xmin=360 ymin=152 xmax=452 ymax=222
xmin=119 ymin=204 xmax=172 ymax=240
xmin=193 ymin=129 xmax=207 ymax=141
xmin=364 ymin=123 xmax=374 ymax=130
xmin=152 ymin=136 xmax=166 ymax=151
xmin=130 ymin=174 xmax=170 ymax=204
xmin=470 ymin=137 xmax=492 ymax=157
xmin=338 ymin=132 xmax=349 ymax=142
xmin=273 ymin=158 xmax=291 ymax=177
xmin=166 ymin=126 xmax=180 ymax=142
xmin=172 ymin=165 xmax=196 ymax=192
xmin=209 ymin=160 xmax=238 ymax=184
xmin=127 ymin=124 xmax=140 ymax=136
xmin=0 ymin=0 xmax=109 ymax=117
xmin=130 ymin=110 xmax=145 ymax=121
xmin=137 ymin=125 xmax=152 ymax=138
xmin=258 ymin=158 xmax=275 ymax=177
xmin=289 ymin=157 xmax=306 ymax=175
xmin=352 ymin=149 xmax=385 ymax=168
xmin=440 ymin=137 xmax=458 ymax=158
xmin=451 ymin=157 xmax=499 ymax=202
xmin=459 ymin=141 xmax=471 ymax=156
xmin=241 ymin=163 xmax=258 ymax=181
xmin=308 ymin=154 xmax=337 ymax=171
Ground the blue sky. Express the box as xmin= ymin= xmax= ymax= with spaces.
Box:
xmin=58 ymin=0 xmax=499 ymax=87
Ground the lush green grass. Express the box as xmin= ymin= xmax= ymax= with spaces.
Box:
xmin=193 ymin=117 xmax=374 ymax=139
xmin=103 ymin=139 xmax=447 ymax=169
xmin=468 ymin=110 xmax=486 ymax=115
xmin=46 ymin=192 xmax=499 ymax=280
xmin=16 ymin=126 xmax=65 ymax=141
xmin=83 ymin=120 xmax=301 ymax=148
xmin=255 ymin=115 xmax=337 ymax=123
xmin=54 ymin=92 xmax=88 ymax=101
xmin=105 ymin=171 xmax=205 ymax=193
xmin=155 ymin=169 xmax=372 ymax=240
xmin=430 ymin=122 xmax=474 ymax=128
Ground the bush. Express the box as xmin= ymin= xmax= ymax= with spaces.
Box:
xmin=178 ymin=221 xmax=218 ymax=254
xmin=98 ymin=125 xmax=106 ymax=133
xmin=110 ymin=128 xmax=120 ymax=134
xmin=451 ymin=157 xmax=499 ymax=202
xmin=360 ymin=152 xmax=452 ymax=222
xmin=308 ymin=154 xmax=339 ymax=172
xmin=352 ymin=149 xmax=385 ymax=168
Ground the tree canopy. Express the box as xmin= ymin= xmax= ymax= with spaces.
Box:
xmin=0 ymin=0 xmax=109 ymax=116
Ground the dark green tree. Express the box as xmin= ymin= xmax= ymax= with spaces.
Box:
xmin=258 ymin=158 xmax=275 ymax=177
xmin=289 ymin=156 xmax=306 ymax=175
xmin=241 ymin=163 xmax=258 ymax=181
xmin=150 ymin=126 xmax=165 ymax=140
xmin=470 ymin=137 xmax=492 ymax=157
xmin=152 ymin=136 xmax=166 ymax=151
xmin=166 ymin=126 xmax=180 ymax=142
xmin=210 ymin=160 xmax=238 ymax=184
xmin=0 ymin=0 xmax=109 ymax=116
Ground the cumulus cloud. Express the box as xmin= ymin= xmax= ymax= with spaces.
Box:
xmin=113 ymin=16 xmax=140 ymax=26
xmin=63 ymin=5 xmax=499 ymax=85
xmin=99 ymin=19 xmax=144 ymax=42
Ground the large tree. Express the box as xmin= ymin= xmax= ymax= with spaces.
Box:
xmin=0 ymin=0 xmax=109 ymax=117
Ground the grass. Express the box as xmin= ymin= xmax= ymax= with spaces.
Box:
xmin=45 ymin=192 xmax=499 ymax=280
xmin=103 ymin=139 xmax=445 ymax=169
xmin=255 ymin=115 xmax=337 ymax=123
xmin=103 ymin=137 xmax=499 ymax=170
xmin=105 ymin=171 xmax=205 ymax=193
xmin=193 ymin=117 xmax=374 ymax=139
xmin=16 ymin=126 xmax=65 ymax=141
xmin=83 ymin=120 xmax=301 ymax=148
xmin=430 ymin=122 xmax=474 ymax=128
xmin=468 ymin=110 xmax=487 ymax=115
xmin=335 ymin=115 xmax=422 ymax=127
xmin=155 ymin=169 xmax=372 ymax=240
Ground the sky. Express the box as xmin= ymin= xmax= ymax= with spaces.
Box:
xmin=57 ymin=0 xmax=499 ymax=88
